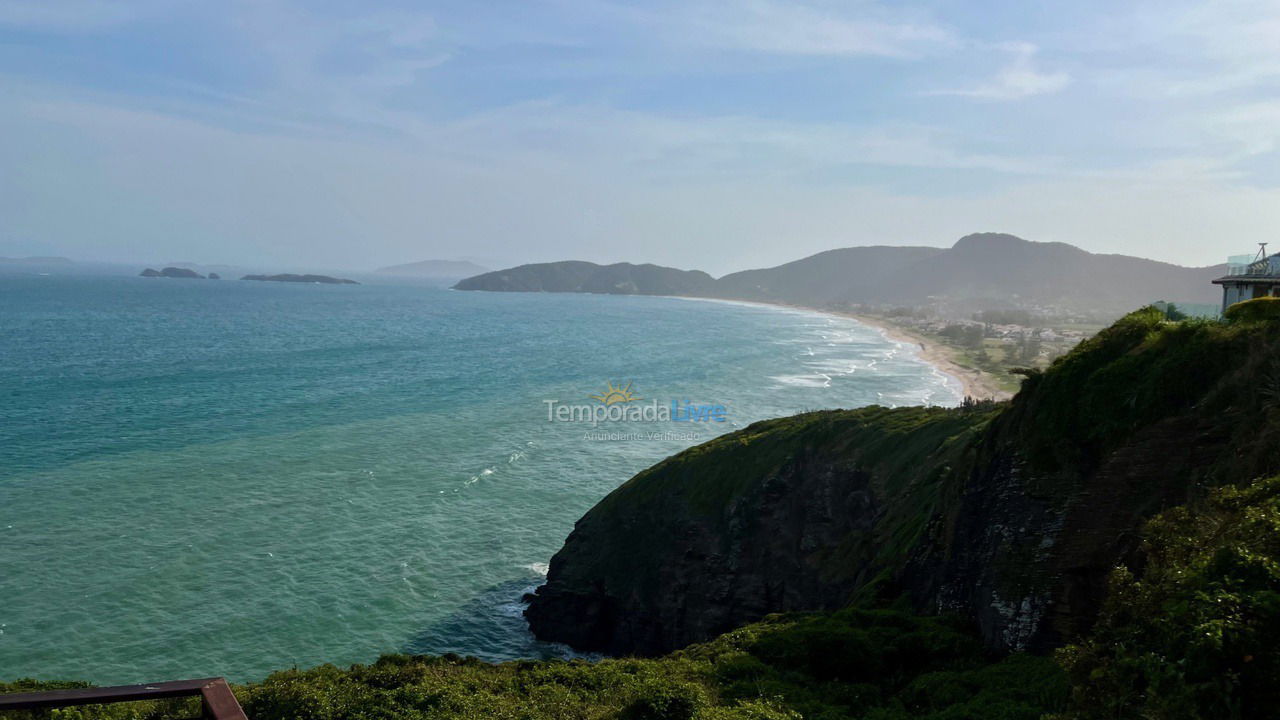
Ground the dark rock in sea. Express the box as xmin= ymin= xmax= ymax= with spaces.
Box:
xmin=240 ymin=273 xmax=358 ymax=285
xmin=141 ymin=267 xmax=205 ymax=279
xmin=208 ymin=272 xmax=220 ymax=280
xmin=525 ymin=308 xmax=1280 ymax=657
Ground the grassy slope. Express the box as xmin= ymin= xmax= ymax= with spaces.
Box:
xmin=2 ymin=609 xmax=1067 ymax=720
xmin=580 ymin=404 xmax=1000 ymax=589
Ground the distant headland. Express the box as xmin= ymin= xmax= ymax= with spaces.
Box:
xmin=241 ymin=273 xmax=358 ymax=285
xmin=452 ymin=233 xmax=1222 ymax=315
xmin=375 ymin=259 xmax=488 ymax=279
xmin=0 ymin=256 xmax=73 ymax=265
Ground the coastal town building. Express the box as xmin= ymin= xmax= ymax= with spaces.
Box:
xmin=1213 ymin=245 xmax=1280 ymax=313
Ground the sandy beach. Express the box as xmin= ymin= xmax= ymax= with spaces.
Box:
xmin=835 ymin=312 xmax=1013 ymax=401
xmin=668 ymin=295 xmax=1015 ymax=402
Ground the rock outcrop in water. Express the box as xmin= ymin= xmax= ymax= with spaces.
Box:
xmin=241 ymin=273 xmax=358 ymax=284
xmin=141 ymin=266 xmax=206 ymax=279
xmin=525 ymin=307 xmax=1280 ymax=656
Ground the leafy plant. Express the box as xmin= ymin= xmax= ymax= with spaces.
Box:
xmin=1225 ymin=296 xmax=1280 ymax=324
xmin=1055 ymin=475 xmax=1280 ymax=719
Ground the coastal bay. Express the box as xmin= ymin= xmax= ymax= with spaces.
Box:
xmin=0 ymin=276 xmax=957 ymax=683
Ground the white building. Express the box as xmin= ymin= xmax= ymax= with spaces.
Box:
xmin=1213 ymin=251 xmax=1280 ymax=313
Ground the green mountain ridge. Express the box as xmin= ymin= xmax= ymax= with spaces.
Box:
xmin=453 ymin=233 xmax=1225 ymax=314
xmin=455 ymin=260 xmax=717 ymax=296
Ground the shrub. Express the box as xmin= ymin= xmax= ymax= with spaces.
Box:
xmin=1055 ymin=475 xmax=1280 ymax=719
xmin=1225 ymin=296 xmax=1280 ymax=323
xmin=4 ymin=609 xmax=1069 ymax=720
xmin=625 ymin=679 xmax=707 ymax=720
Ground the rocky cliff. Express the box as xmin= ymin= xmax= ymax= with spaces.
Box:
xmin=525 ymin=308 xmax=1280 ymax=655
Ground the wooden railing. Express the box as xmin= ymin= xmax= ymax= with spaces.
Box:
xmin=0 ymin=677 xmax=247 ymax=719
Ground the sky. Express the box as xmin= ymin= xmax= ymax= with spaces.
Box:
xmin=1 ymin=0 xmax=1278 ymax=275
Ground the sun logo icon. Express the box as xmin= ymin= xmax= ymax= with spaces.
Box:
xmin=590 ymin=381 xmax=640 ymax=406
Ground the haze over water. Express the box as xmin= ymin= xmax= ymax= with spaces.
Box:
xmin=0 ymin=274 xmax=959 ymax=684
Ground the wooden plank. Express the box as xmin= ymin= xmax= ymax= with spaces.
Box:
xmin=0 ymin=678 xmax=218 ymax=711
xmin=200 ymin=678 xmax=249 ymax=720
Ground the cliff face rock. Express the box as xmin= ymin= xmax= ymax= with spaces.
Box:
xmin=526 ymin=406 xmax=993 ymax=655
xmin=526 ymin=309 xmax=1280 ymax=656
xmin=525 ymin=443 xmax=886 ymax=655
xmin=909 ymin=412 xmax=1236 ymax=652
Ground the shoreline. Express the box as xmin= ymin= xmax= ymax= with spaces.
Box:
xmin=666 ymin=295 xmax=1013 ymax=402
xmin=833 ymin=311 xmax=1013 ymax=402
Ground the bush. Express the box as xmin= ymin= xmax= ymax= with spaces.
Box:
xmin=1225 ymin=296 xmax=1280 ymax=323
xmin=3 ymin=609 xmax=1069 ymax=720
xmin=625 ymin=679 xmax=707 ymax=720
xmin=1055 ymin=475 xmax=1280 ymax=719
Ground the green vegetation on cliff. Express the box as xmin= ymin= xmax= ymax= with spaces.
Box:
xmin=1056 ymin=474 xmax=1280 ymax=719
xmin=3 ymin=609 xmax=1067 ymax=720
xmin=527 ymin=306 xmax=1280 ymax=658
xmin=601 ymin=403 xmax=997 ymax=523
xmin=524 ymin=305 xmax=1280 ymax=708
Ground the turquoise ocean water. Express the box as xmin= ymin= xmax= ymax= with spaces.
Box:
xmin=0 ymin=273 xmax=960 ymax=684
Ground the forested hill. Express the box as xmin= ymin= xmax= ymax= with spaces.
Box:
xmin=454 ymin=233 xmax=1224 ymax=314
xmin=453 ymin=260 xmax=716 ymax=296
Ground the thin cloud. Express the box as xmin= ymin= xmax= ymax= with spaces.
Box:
xmin=0 ymin=0 xmax=179 ymax=32
xmin=698 ymin=1 xmax=953 ymax=58
xmin=931 ymin=43 xmax=1070 ymax=100
xmin=594 ymin=0 xmax=955 ymax=58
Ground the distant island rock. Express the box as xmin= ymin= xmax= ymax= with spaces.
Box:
xmin=140 ymin=266 xmax=206 ymax=279
xmin=375 ymin=259 xmax=489 ymax=279
xmin=0 ymin=256 xmax=73 ymax=265
xmin=241 ymin=273 xmax=359 ymax=285
xmin=208 ymin=272 xmax=220 ymax=280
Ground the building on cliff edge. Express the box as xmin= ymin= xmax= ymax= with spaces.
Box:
xmin=1213 ymin=245 xmax=1280 ymax=313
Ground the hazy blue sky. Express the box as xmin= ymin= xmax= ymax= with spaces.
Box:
xmin=1 ymin=0 xmax=1278 ymax=273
